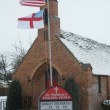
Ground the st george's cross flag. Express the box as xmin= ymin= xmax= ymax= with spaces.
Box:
xmin=19 ymin=0 xmax=45 ymax=7
xmin=17 ymin=10 xmax=44 ymax=29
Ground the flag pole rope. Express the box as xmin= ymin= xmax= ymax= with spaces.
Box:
xmin=47 ymin=0 xmax=53 ymax=87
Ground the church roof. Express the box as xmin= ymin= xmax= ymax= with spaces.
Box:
xmin=60 ymin=30 xmax=110 ymax=76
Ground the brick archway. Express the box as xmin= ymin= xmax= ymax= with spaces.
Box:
xmin=31 ymin=62 xmax=61 ymax=109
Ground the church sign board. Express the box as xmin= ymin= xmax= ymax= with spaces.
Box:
xmin=39 ymin=86 xmax=73 ymax=110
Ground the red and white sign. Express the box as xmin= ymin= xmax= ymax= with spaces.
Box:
xmin=39 ymin=86 xmax=73 ymax=110
xmin=40 ymin=86 xmax=72 ymax=100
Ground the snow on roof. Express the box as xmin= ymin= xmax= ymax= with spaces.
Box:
xmin=60 ymin=30 xmax=110 ymax=76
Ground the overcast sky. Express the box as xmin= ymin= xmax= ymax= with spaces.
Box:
xmin=0 ymin=0 xmax=110 ymax=53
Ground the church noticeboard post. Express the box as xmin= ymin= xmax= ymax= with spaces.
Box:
xmin=39 ymin=85 xmax=73 ymax=110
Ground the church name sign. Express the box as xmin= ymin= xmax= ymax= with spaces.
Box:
xmin=39 ymin=86 xmax=73 ymax=110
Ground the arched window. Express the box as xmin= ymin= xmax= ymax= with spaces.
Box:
xmin=45 ymin=67 xmax=58 ymax=89
xmin=43 ymin=8 xmax=48 ymax=25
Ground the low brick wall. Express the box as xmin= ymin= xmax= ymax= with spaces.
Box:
xmin=0 ymin=88 xmax=8 ymax=96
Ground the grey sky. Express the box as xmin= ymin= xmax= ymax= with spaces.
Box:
xmin=0 ymin=0 xmax=110 ymax=53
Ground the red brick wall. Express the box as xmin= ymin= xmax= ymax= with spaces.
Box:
xmin=108 ymin=77 xmax=110 ymax=99
xmin=87 ymin=74 xmax=109 ymax=110
xmin=0 ymin=87 xmax=8 ymax=96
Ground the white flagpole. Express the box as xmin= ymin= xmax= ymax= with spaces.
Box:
xmin=47 ymin=0 xmax=53 ymax=87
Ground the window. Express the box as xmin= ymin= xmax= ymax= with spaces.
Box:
xmin=45 ymin=67 xmax=58 ymax=89
xmin=43 ymin=8 xmax=48 ymax=25
xmin=44 ymin=30 xmax=48 ymax=41
xmin=97 ymin=75 xmax=102 ymax=94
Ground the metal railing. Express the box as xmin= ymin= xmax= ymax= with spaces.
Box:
xmin=0 ymin=96 xmax=32 ymax=110
xmin=0 ymin=99 xmax=6 ymax=110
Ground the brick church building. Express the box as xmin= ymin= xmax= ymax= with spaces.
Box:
xmin=13 ymin=0 xmax=110 ymax=110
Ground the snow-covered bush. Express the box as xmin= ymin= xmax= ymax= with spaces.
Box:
xmin=101 ymin=100 xmax=110 ymax=110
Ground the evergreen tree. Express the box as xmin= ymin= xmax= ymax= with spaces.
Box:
xmin=6 ymin=80 xmax=23 ymax=110
xmin=64 ymin=78 xmax=80 ymax=110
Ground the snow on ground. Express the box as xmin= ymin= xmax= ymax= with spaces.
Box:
xmin=0 ymin=96 xmax=7 ymax=100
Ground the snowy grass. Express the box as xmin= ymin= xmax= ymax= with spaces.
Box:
xmin=0 ymin=96 xmax=7 ymax=100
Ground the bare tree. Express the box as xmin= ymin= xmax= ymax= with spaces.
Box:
xmin=0 ymin=40 xmax=28 ymax=87
xmin=10 ymin=39 xmax=27 ymax=72
xmin=0 ymin=54 xmax=11 ymax=86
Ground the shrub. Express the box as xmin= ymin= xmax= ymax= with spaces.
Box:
xmin=6 ymin=80 xmax=23 ymax=110
xmin=64 ymin=78 xmax=80 ymax=110
xmin=101 ymin=100 xmax=110 ymax=110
